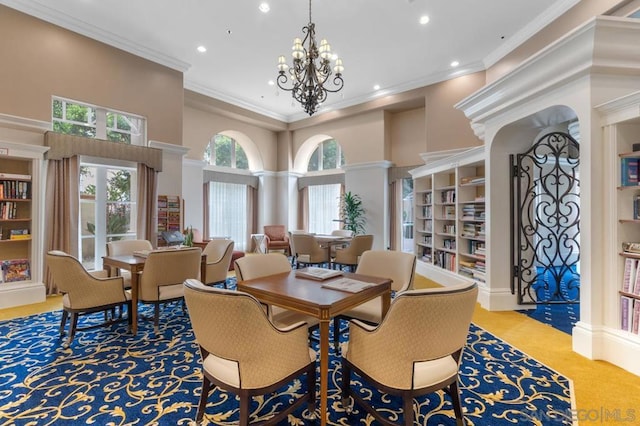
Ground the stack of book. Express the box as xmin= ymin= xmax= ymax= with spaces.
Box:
xmin=620 ymin=256 xmax=640 ymax=334
xmin=1 ymin=259 xmax=31 ymax=283
xmin=9 ymin=229 xmax=30 ymax=240
xmin=621 ymin=157 xmax=640 ymax=186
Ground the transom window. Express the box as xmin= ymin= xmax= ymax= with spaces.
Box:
xmin=52 ymin=97 xmax=145 ymax=145
xmin=204 ymin=134 xmax=249 ymax=169
xmin=307 ymin=139 xmax=345 ymax=171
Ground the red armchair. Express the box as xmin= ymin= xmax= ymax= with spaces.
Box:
xmin=263 ymin=225 xmax=290 ymax=256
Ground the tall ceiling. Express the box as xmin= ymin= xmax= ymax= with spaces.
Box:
xmin=2 ymin=0 xmax=576 ymax=122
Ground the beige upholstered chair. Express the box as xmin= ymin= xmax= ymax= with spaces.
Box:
xmin=333 ymin=250 xmax=416 ymax=345
xmin=332 ymin=234 xmax=374 ymax=271
xmin=331 ymin=229 xmax=354 ymax=237
xmin=341 ymin=283 xmax=478 ymax=426
xmin=183 ymin=279 xmax=316 ymax=425
xmin=263 ymin=225 xmax=290 ymax=255
xmin=291 ymin=233 xmax=329 ymax=268
xmin=202 ymin=239 xmax=234 ymax=288
xmin=234 ymin=253 xmax=319 ymax=330
xmin=105 ymin=239 xmax=153 ymax=287
xmin=138 ymin=247 xmax=202 ymax=331
xmin=46 ymin=250 xmax=131 ymax=346
xmin=288 ymin=230 xmax=307 ymax=266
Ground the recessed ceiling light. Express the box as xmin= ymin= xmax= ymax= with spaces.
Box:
xmin=450 ymin=60 xmax=459 ymax=67
xmin=373 ymin=84 xmax=380 ymax=90
xmin=259 ymin=2 xmax=270 ymax=13
xmin=419 ymin=15 xmax=430 ymax=25
xmin=268 ymin=80 xmax=275 ymax=86
xmin=197 ymin=46 xmax=207 ymax=53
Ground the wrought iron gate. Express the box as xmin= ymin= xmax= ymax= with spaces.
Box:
xmin=510 ymin=131 xmax=580 ymax=305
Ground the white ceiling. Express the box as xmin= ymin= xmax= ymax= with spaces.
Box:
xmin=2 ymin=0 xmax=577 ymax=122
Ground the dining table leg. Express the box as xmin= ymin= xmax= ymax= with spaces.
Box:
xmin=319 ymin=317 xmax=330 ymax=425
xmin=130 ymin=268 xmax=139 ymax=335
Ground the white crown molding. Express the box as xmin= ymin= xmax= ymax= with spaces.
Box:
xmin=0 ymin=138 xmax=49 ymax=158
xmin=149 ymin=140 xmax=189 ymax=155
xmin=595 ymin=90 xmax=640 ymax=126
xmin=342 ymin=160 xmax=393 ymax=172
xmin=456 ymin=17 xmax=640 ymax=125
xmin=483 ymin=0 xmax=580 ymax=68
xmin=1 ymin=0 xmax=190 ymax=72
xmin=0 ymin=113 xmax=51 ymax=133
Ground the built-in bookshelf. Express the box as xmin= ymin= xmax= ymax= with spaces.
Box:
xmin=620 ymin=252 xmax=640 ymax=334
xmin=157 ymin=195 xmax=182 ymax=247
xmin=410 ymin=147 xmax=486 ymax=286
xmin=0 ymin=140 xmax=47 ymax=309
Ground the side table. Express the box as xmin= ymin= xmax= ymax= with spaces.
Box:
xmin=250 ymin=233 xmax=266 ymax=253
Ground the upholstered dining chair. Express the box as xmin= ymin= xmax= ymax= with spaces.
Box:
xmin=288 ymin=230 xmax=307 ymax=266
xmin=234 ymin=253 xmax=320 ymax=331
xmin=183 ymin=279 xmax=316 ymax=425
xmin=138 ymin=247 xmax=202 ymax=332
xmin=333 ymin=250 xmax=416 ymax=346
xmin=263 ymin=225 xmax=290 ymax=255
xmin=331 ymin=229 xmax=354 ymax=238
xmin=201 ymin=238 xmax=234 ymax=288
xmin=331 ymin=234 xmax=374 ymax=271
xmin=105 ymin=239 xmax=153 ymax=287
xmin=46 ymin=250 xmax=131 ymax=347
xmin=291 ymin=233 xmax=330 ymax=269
xmin=341 ymin=283 xmax=478 ymax=426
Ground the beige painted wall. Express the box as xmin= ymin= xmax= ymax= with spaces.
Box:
xmin=0 ymin=5 xmax=184 ymax=145
xmin=182 ymin=104 xmax=279 ymax=171
xmin=487 ymin=0 xmax=631 ymax=82
xmin=425 ymin=72 xmax=485 ymax=152
xmin=389 ymin=108 xmax=426 ymax=166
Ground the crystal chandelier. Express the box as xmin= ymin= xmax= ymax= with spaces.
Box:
xmin=276 ymin=0 xmax=344 ymax=116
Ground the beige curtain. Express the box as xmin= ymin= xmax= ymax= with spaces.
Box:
xmin=389 ymin=180 xmax=398 ymax=250
xmin=298 ymin=186 xmax=309 ymax=231
xmin=203 ymin=182 xmax=210 ymax=239
xmin=137 ymin=163 xmax=158 ymax=244
xmin=44 ymin=156 xmax=80 ymax=294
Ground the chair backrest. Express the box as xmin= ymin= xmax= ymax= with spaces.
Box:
xmin=106 ymin=239 xmax=153 ymax=257
xmin=355 ymin=250 xmax=416 ymax=292
xmin=139 ymin=247 xmax=202 ymax=301
xmin=264 ymin=225 xmax=287 ymax=242
xmin=202 ymin=239 xmax=235 ymax=284
xmin=347 ymin=283 xmax=478 ymax=389
xmin=183 ymin=279 xmax=312 ymax=388
xmin=46 ymin=250 xmax=124 ymax=309
xmin=203 ymin=238 xmax=234 ymax=263
xmin=331 ymin=229 xmax=354 ymax=237
xmin=335 ymin=234 xmax=373 ymax=264
xmin=234 ymin=253 xmax=291 ymax=281
xmin=292 ymin=233 xmax=327 ymax=262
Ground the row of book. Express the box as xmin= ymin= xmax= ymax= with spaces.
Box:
xmin=439 ymin=189 xmax=456 ymax=204
xmin=434 ymin=250 xmax=456 ymax=272
xmin=461 ymin=222 xmax=485 ymax=239
xmin=620 ymin=256 xmax=640 ymax=334
xmin=0 ymin=201 xmax=18 ymax=219
xmin=620 ymin=296 xmax=640 ymax=334
xmin=461 ymin=204 xmax=485 ymax=221
xmin=0 ymin=258 xmax=31 ymax=283
xmin=0 ymin=180 xmax=30 ymax=199
xmin=621 ymin=257 xmax=640 ymax=296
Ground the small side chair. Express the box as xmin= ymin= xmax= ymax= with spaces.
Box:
xmin=341 ymin=283 xmax=478 ymax=426
xmin=105 ymin=239 xmax=153 ymax=287
xmin=202 ymin=238 xmax=234 ymax=288
xmin=184 ymin=279 xmax=316 ymax=425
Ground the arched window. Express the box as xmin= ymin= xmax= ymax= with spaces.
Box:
xmin=307 ymin=139 xmax=345 ymax=171
xmin=204 ymin=134 xmax=249 ymax=169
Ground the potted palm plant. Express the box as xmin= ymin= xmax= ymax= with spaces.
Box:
xmin=339 ymin=191 xmax=366 ymax=235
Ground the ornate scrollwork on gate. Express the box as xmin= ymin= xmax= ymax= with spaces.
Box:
xmin=512 ymin=131 xmax=580 ymax=304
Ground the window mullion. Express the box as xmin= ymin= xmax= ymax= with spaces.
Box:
xmin=95 ymin=108 xmax=107 ymax=139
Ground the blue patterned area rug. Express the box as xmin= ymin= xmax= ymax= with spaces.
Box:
xmin=0 ymin=286 xmax=573 ymax=425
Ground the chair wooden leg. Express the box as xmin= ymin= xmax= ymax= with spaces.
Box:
xmin=306 ymin=364 xmax=317 ymax=418
xmin=341 ymin=360 xmax=351 ymax=412
xmin=59 ymin=310 xmax=68 ymax=337
xmin=239 ymin=394 xmax=250 ymax=426
xmin=333 ymin=317 xmax=341 ymax=348
xmin=66 ymin=312 xmax=79 ymax=346
xmin=449 ymin=380 xmax=465 ymax=426
xmin=196 ymin=377 xmax=211 ymax=423
xmin=154 ymin=304 xmax=160 ymax=333
xmin=402 ymin=395 xmax=414 ymax=426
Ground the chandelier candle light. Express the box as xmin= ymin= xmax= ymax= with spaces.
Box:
xmin=276 ymin=0 xmax=344 ymax=116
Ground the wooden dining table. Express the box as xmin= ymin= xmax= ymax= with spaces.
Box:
xmin=237 ymin=269 xmax=391 ymax=425
xmin=102 ymin=250 xmax=207 ymax=334
xmin=314 ymin=234 xmax=351 ymax=264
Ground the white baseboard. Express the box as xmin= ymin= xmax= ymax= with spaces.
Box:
xmin=0 ymin=281 xmax=46 ymax=309
xmin=573 ymin=321 xmax=640 ymax=376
